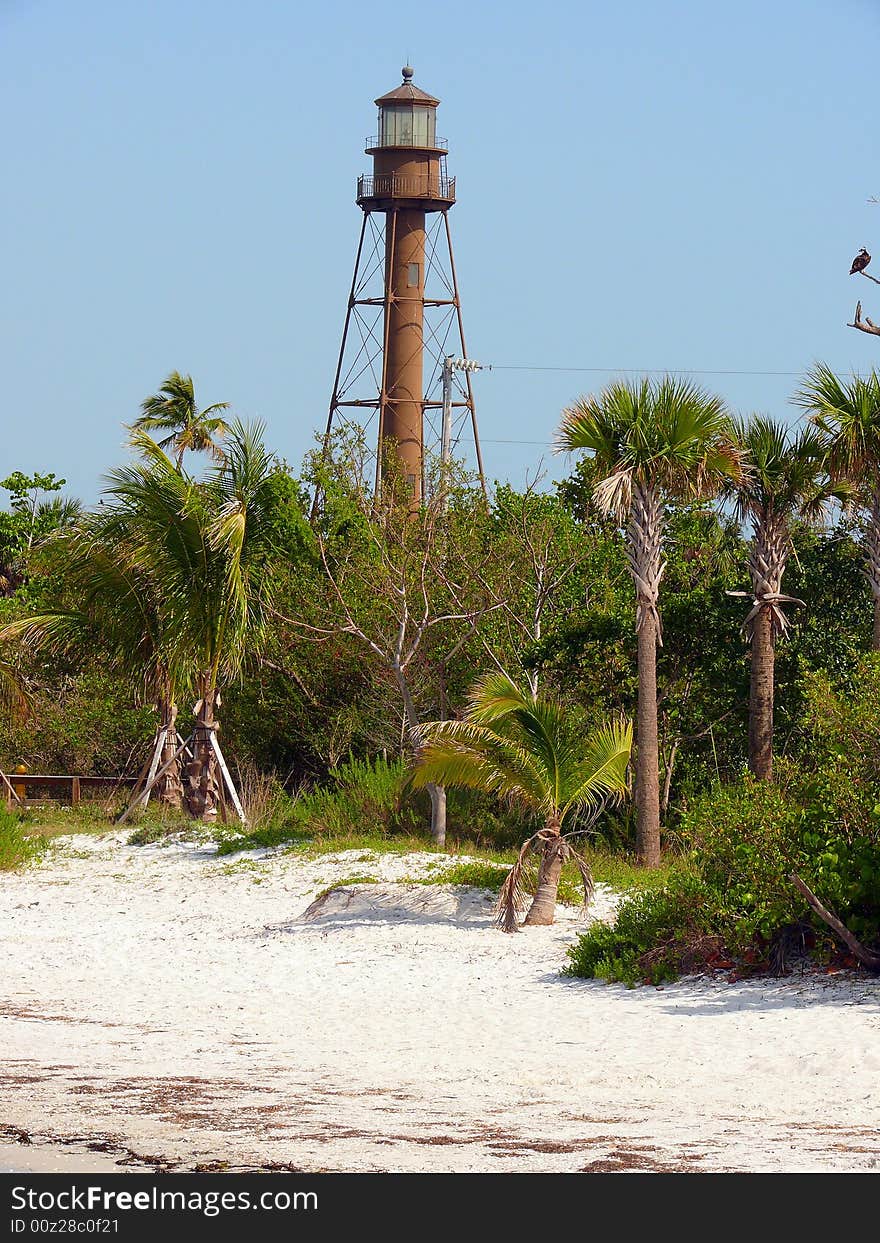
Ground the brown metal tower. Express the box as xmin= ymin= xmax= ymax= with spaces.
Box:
xmin=319 ymin=67 xmax=486 ymax=504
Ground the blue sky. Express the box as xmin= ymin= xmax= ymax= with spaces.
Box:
xmin=1 ymin=0 xmax=878 ymax=500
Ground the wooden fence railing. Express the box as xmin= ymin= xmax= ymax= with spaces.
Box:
xmin=1 ymin=773 xmax=139 ymax=808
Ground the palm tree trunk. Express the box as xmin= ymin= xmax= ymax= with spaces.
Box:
xmin=524 ymin=817 xmax=563 ymax=925
xmin=155 ymin=699 xmax=183 ymax=809
xmin=868 ymin=495 xmax=880 ymax=651
xmin=748 ymin=605 xmax=774 ymax=779
xmin=184 ymin=681 xmax=220 ymax=821
xmin=429 ymin=784 xmax=447 ymax=849
xmin=635 ymin=612 xmax=662 ymax=867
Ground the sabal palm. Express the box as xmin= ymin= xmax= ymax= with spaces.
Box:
xmin=727 ymin=417 xmax=845 ymax=780
xmin=556 ymin=376 xmax=741 ymax=866
xmin=105 ymin=421 xmax=280 ymax=819
xmin=412 ymin=673 xmax=632 ymax=929
xmin=132 ymin=371 xmax=230 ymax=471
xmin=795 ymin=364 xmax=880 ymax=649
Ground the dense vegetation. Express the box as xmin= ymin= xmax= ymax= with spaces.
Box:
xmin=3 ymin=367 xmax=880 ymax=976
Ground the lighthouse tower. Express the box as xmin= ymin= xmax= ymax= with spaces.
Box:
xmin=319 ymin=68 xmax=485 ymax=505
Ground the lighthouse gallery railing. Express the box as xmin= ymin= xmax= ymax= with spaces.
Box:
xmin=357 ymin=173 xmax=456 ymax=203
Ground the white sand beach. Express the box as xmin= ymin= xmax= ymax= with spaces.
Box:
xmin=1 ymin=833 xmax=878 ymax=1173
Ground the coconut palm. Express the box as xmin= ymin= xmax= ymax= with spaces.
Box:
xmin=556 ymin=376 xmax=741 ymax=867
xmin=411 ymin=672 xmax=632 ymax=930
xmin=132 ymin=371 xmax=230 ymax=471
xmin=0 ymin=510 xmax=188 ymax=806
xmin=105 ymin=421 xmax=280 ymax=820
xmin=726 ymin=417 xmax=847 ymax=780
xmin=794 ymin=364 xmax=880 ymax=649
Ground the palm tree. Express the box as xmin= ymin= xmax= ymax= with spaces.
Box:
xmin=106 ymin=421 xmax=280 ymax=820
xmin=411 ymin=673 xmax=631 ymax=930
xmin=795 ymin=365 xmax=880 ymax=649
xmin=726 ymin=417 xmax=847 ymax=780
xmin=0 ymin=510 xmax=188 ymax=806
xmin=556 ymin=376 xmax=741 ymax=867
xmin=132 ymin=371 xmax=230 ymax=471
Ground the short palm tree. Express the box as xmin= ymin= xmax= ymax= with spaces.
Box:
xmin=411 ymin=673 xmax=632 ymax=930
xmin=726 ymin=417 xmax=847 ymax=780
xmin=132 ymin=371 xmax=230 ymax=471
xmin=795 ymin=364 xmax=880 ymax=649
xmin=556 ymin=377 xmax=741 ymax=867
xmin=0 ymin=510 xmax=188 ymax=806
xmin=106 ymin=421 xmax=280 ymax=819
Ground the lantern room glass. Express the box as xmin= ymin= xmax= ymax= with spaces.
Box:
xmin=378 ymin=105 xmax=436 ymax=147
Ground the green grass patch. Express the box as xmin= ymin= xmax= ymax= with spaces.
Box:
xmin=216 ymin=825 xmax=682 ymax=901
xmin=311 ymin=873 xmax=381 ymax=902
xmin=0 ymin=807 xmax=46 ymax=871
xmin=403 ymin=860 xmax=510 ymax=891
xmin=14 ymin=802 xmax=119 ymax=838
xmin=127 ymin=817 xmax=208 ymax=847
xmin=583 ymin=845 xmax=678 ymax=895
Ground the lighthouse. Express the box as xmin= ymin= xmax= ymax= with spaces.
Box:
xmin=319 ymin=68 xmax=485 ymax=506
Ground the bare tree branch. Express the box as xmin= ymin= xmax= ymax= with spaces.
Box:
xmin=849 ymin=300 xmax=880 ymax=337
xmin=790 ymin=873 xmax=880 ymax=972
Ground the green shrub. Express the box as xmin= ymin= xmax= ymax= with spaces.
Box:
xmin=683 ymin=762 xmax=880 ymax=949
xmin=296 ymin=753 xmax=419 ymax=836
xmin=0 ymin=807 xmax=43 ymax=870
xmin=217 ymin=753 xmax=420 ymax=855
xmin=565 ymin=872 xmax=716 ymax=986
xmin=568 ymin=759 xmax=880 ymax=985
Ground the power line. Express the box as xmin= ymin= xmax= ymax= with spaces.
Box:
xmin=490 ymin=364 xmax=813 ymax=378
xmin=458 ymin=359 xmax=854 ymax=448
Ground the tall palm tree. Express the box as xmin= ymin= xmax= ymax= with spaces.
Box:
xmin=556 ymin=376 xmax=741 ymax=867
xmin=795 ymin=364 xmax=880 ymax=649
xmin=132 ymin=371 xmax=230 ymax=471
xmin=0 ymin=510 xmax=188 ymax=806
xmin=411 ymin=673 xmax=632 ymax=930
xmin=726 ymin=417 xmax=847 ymax=781
xmin=106 ymin=421 xmax=280 ymax=820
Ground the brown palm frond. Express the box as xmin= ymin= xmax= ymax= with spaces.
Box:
xmin=562 ymin=838 xmax=595 ymax=916
xmin=495 ymin=831 xmax=541 ymax=933
xmin=593 ymin=469 xmax=633 ymax=521
xmin=0 ymin=656 xmax=31 ymax=723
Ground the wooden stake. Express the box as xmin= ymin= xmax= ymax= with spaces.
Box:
xmin=0 ymin=770 xmax=24 ymax=809
xmin=208 ymin=732 xmax=247 ymax=824
xmin=115 ymin=733 xmax=195 ymax=825
xmin=138 ymin=727 xmax=166 ymax=810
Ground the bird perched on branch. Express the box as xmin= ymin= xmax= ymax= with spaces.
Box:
xmin=850 ymin=248 xmax=871 ymax=275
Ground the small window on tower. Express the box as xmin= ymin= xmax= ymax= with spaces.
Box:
xmin=407 ymin=263 xmax=420 ymax=288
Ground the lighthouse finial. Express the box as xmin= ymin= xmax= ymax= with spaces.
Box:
xmin=402 ymin=65 xmax=414 ymax=83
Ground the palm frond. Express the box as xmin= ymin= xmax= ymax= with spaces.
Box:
xmin=412 ymin=675 xmax=633 ymax=836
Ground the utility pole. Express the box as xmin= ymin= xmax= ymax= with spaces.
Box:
xmin=441 ymin=355 xmax=489 ymax=508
